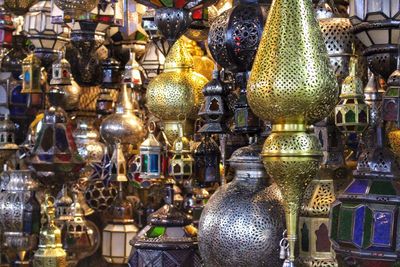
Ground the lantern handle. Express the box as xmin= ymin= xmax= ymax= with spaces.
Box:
xmin=148 ymin=121 xmax=157 ymax=133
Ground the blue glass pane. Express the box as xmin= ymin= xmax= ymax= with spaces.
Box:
xmin=149 ymin=154 xmax=159 ymax=173
xmin=353 ymin=206 xmax=365 ymax=247
xmin=345 ymin=179 xmax=369 ymax=194
xmin=373 ymin=211 xmax=393 ymax=246
xmin=24 ymin=71 xmax=30 ymax=82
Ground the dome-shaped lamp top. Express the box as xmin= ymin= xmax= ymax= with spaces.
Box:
xmin=164 ymin=38 xmax=194 ymax=71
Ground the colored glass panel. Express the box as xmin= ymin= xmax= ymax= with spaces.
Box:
xmin=147 ymin=226 xmax=165 ymax=238
xmin=55 ymin=127 xmax=69 ymax=152
xmin=330 ymin=204 xmax=340 ymax=240
xmin=338 ymin=208 xmax=353 ymax=241
xmin=160 ymin=0 xmax=173 ymax=7
xmin=359 ymin=110 xmax=367 ymax=123
xmin=370 ymin=181 xmax=396 ymax=195
xmin=386 ymin=88 xmax=399 ymax=97
xmin=336 ymin=111 xmax=343 ymax=123
xmin=362 ymin=208 xmax=373 ymax=248
xmin=345 ymin=110 xmax=356 ymax=123
xmin=301 ymin=223 xmax=309 ymax=252
xmin=141 ymin=154 xmax=148 ymax=173
xmin=353 ymin=206 xmax=365 ymax=247
xmin=345 ymin=179 xmax=369 ymax=194
xmin=373 ymin=211 xmax=393 ymax=246
xmin=149 ymin=154 xmax=159 ymax=173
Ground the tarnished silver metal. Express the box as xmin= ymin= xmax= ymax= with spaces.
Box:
xmin=208 ymin=1 xmax=269 ymax=73
xmin=198 ymin=141 xmax=286 ymax=267
xmin=0 ymin=114 xmax=18 ymax=166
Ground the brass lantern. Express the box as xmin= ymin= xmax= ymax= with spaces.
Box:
xmin=146 ymin=37 xmax=208 ymax=141
xmin=169 ymin=124 xmax=194 ymax=182
xmin=21 ymin=53 xmax=42 ymax=94
xmin=53 ymin=0 xmax=98 ymax=21
xmin=50 ymin=52 xmax=72 ymax=86
xmin=335 ymin=53 xmax=369 ymax=134
xmin=139 ymin=125 xmax=162 ymax=179
xmin=246 ymin=0 xmax=338 ymax=264
xmin=102 ymin=183 xmax=139 ymax=265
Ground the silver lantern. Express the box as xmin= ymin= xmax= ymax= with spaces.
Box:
xmin=198 ymin=141 xmax=286 ymax=267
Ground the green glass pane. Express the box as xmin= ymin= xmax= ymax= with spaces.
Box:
xmin=386 ymin=88 xmax=400 ymax=97
xmin=338 ymin=208 xmax=353 ymax=241
xmin=160 ymin=0 xmax=173 ymax=7
xmin=370 ymin=181 xmax=396 ymax=195
xmin=141 ymin=154 xmax=148 ymax=172
xmin=301 ymin=223 xmax=310 ymax=252
xmin=330 ymin=204 xmax=340 ymax=241
xmin=345 ymin=110 xmax=356 ymax=123
xmin=236 ymin=109 xmax=246 ymax=127
xmin=147 ymin=226 xmax=166 ymax=238
xmin=362 ymin=208 xmax=373 ymax=248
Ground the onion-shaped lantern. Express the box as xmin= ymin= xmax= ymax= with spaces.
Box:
xmin=53 ymin=0 xmax=98 ymax=21
xmin=3 ymin=0 xmax=39 ymax=16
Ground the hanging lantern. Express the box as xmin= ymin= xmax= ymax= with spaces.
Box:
xmin=26 ymin=89 xmax=85 ymax=186
xmin=198 ymin=141 xmax=286 ymax=267
xmin=55 ymin=185 xmax=74 ymax=224
xmin=185 ymin=6 xmax=216 ymax=42
xmin=298 ymin=118 xmax=351 ymax=267
xmin=33 ymin=195 xmax=67 ymax=267
xmin=246 ymin=0 xmax=339 ymax=264
xmin=383 ymin=59 xmax=400 ymax=127
xmin=109 ymin=143 xmax=128 ymax=182
xmin=233 ymin=72 xmax=261 ymax=134
xmin=101 ymin=56 xmax=122 ymax=90
xmin=21 ymin=53 xmax=42 ymax=94
xmin=207 ymin=0 xmax=270 ymax=73
xmin=3 ymin=0 xmax=38 ymax=16
xmin=0 ymin=114 xmax=18 ymax=165
xmin=0 ymin=169 xmax=40 ymax=266
xmin=53 ymin=0 xmax=98 ymax=21
xmin=23 ymin=1 xmax=69 ymax=72
xmin=84 ymin=179 xmax=118 ymax=212
xmin=349 ymin=0 xmax=400 ymax=80
xmin=128 ymin=180 xmax=201 ymax=267
xmin=102 ymin=182 xmax=139 ymax=264
xmin=61 ymin=193 xmax=99 ymax=265
xmin=184 ymin=39 xmax=214 ymax=80
xmin=50 ymin=52 xmax=72 ymax=86
xmin=330 ymin=125 xmax=400 ymax=266
xmin=169 ymin=123 xmax=194 ymax=182
xmin=100 ymin=84 xmax=146 ymax=152
xmin=139 ymin=124 xmax=162 ymax=179
xmin=193 ymin=135 xmax=221 ymax=187
xmin=198 ymin=68 xmax=228 ymax=134
xmin=139 ymin=40 xmax=165 ymax=81
xmin=146 ymin=38 xmax=208 ymax=141
xmin=0 ymin=6 xmax=14 ymax=49
xmin=123 ymin=51 xmax=143 ymax=89
xmin=364 ymin=73 xmax=384 ymax=128
xmin=335 ymin=53 xmax=370 ymax=134
xmin=96 ymin=89 xmax=115 ymax=116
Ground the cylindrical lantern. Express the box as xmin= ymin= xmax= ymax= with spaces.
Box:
xmin=139 ymin=126 xmax=162 ymax=179
xmin=169 ymin=124 xmax=194 ymax=182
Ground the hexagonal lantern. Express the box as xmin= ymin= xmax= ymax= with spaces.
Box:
xmin=349 ymin=0 xmax=400 ymax=79
xmin=330 ymin=126 xmax=400 ymax=266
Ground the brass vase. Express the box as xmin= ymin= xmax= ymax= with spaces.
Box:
xmin=247 ymin=0 xmax=338 ymax=263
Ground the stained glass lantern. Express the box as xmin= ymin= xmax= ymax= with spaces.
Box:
xmin=3 ymin=0 xmax=39 ymax=16
xmin=198 ymin=68 xmax=228 ymax=134
xmin=185 ymin=6 xmax=214 ymax=42
xmin=335 ymin=53 xmax=369 ymax=134
xmin=193 ymin=135 xmax=220 ymax=187
xmin=26 ymin=93 xmax=85 ymax=186
xmin=139 ymin=125 xmax=162 ymax=179
xmin=330 ymin=126 xmax=400 ymax=267
xmin=128 ymin=181 xmax=201 ymax=267
xmin=102 ymin=183 xmax=139 ymax=265
xmin=96 ymin=89 xmax=115 ymax=116
xmin=233 ymin=72 xmax=261 ymax=134
xmin=0 ymin=169 xmax=40 ymax=266
xmin=383 ymin=60 xmax=400 ymax=127
xmin=169 ymin=124 xmax=194 ymax=182
xmin=50 ymin=52 xmax=72 ymax=86
xmin=53 ymin=0 xmax=98 ymax=21
xmin=207 ymin=0 xmax=270 ymax=73
xmin=0 ymin=114 xmax=18 ymax=165
xmin=349 ymin=0 xmax=400 ymax=80
xmin=109 ymin=143 xmax=128 ymax=182
xmin=23 ymin=1 xmax=69 ymax=72
xmin=21 ymin=53 xmax=42 ymax=94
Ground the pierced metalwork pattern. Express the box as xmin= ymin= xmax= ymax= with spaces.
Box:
xmin=0 ymin=192 xmax=27 ymax=232
xmin=198 ymin=182 xmax=285 ymax=267
xmin=147 ymin=71 xmax=207 ymax=121
xmin=389 ymin=130 xmax=400 ymax=157
xmin=247 ymin=0 xmax=338 ymax=125
xmin=263 ymin=132 xmax=322 ymax=156
xmin=54 ymin=0 xmax=98 ymax=12
xmin=78 ymin=86 xmax=118 ymax=112
xmin=208 ymin=4 xmax=268 ymax=73
xmin=4 ymin=0 xmax=38 ymax=16
xmin=155 ymin=8 xmax=192 ymax=44
xmin=301 ymin=181 xmax=335 ymax=217
xmin=297 ymin=258 xmax=338 ymax=267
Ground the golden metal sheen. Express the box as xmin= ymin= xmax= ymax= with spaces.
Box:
xmin=247 ymin=0 xmax=338 ymax=125
xmin=147 ymin=38 xmax=208 ymax=121
xmin=388 ymin=129 xmax=400 ymax=157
